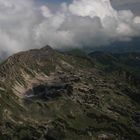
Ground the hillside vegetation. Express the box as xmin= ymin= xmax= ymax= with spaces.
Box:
xmin=0 ymin=46 xmax=140 ymax=140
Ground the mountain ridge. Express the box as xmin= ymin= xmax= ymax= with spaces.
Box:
xmin=0 ymin=46 xmax=140 ymax=140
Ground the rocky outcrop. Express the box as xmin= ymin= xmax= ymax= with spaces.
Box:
xmin=25 ymin=83 xmax=73 ymax=100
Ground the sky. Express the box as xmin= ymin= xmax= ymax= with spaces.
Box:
xmin=38 ymin=0 xmax=140 ymax=14
xmin=111 ymin=0 xmax=140 ymax=15
xmin=0 ymin=0 xmax=140 ymax=57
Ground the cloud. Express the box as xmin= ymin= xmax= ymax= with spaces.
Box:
xmin=0 ymin=0 xmax=140 ymax=57
xmin=0 ymin=0 xmax=40 ymax=56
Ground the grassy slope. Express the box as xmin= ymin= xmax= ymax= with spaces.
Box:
xmin=89 ymin=52 xmax=140 ymax=86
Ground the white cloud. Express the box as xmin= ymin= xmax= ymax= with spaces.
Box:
xmin=41 ymin=5 xmax=52 ymax=18
xmin=69 ymin=0 xmax=117 ymax=19
xmin=0 ymin=0 xmax=41 ymax=56
xmin=0 ymin=0 xmax=140 ymax=57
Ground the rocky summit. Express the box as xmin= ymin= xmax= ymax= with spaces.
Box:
xmin=0 ymin=46 xmax=140 ymax=140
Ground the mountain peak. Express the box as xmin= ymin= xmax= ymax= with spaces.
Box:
xmin=40 ymin=45 xmax=53 ymax=51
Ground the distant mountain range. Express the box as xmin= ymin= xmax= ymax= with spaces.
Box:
xmin=90 ymin=37 xmax=140 ymax=53
xmin=0 ymin=46 xmax=140 ymax=140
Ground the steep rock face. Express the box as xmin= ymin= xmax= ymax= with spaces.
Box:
xmin=0 ymin=46 xmax=57 ymax=88
xmin=0 ymin=47 xmax=140 ymax=140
